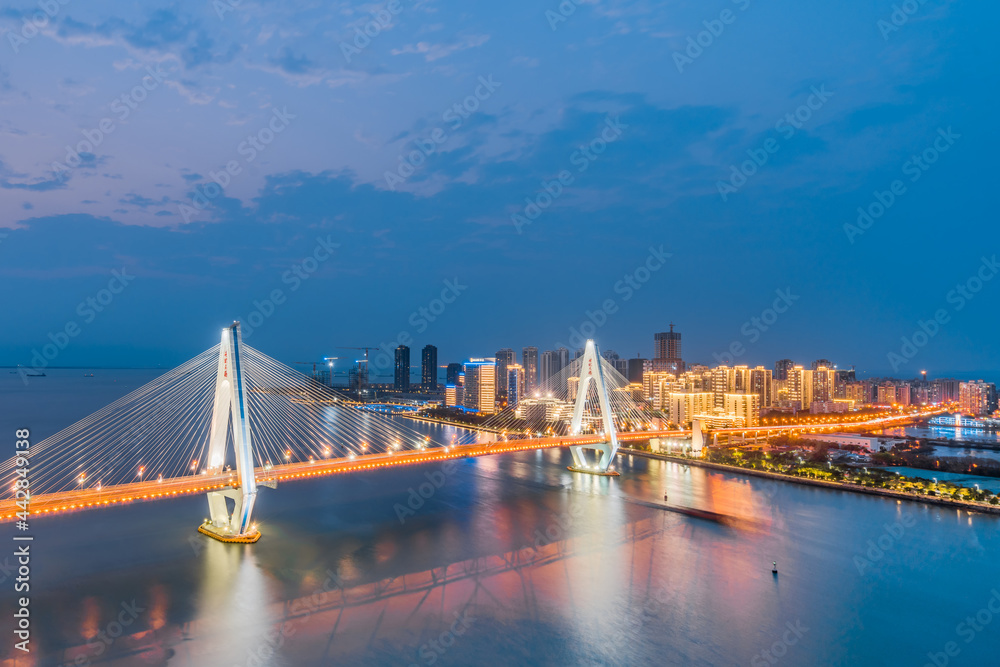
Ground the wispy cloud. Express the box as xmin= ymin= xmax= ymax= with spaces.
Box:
xmin=390 ymin=34 xmax=489 ymax=62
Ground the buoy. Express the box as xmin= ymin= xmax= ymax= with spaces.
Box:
xmin=772 ymin=561 xmax=778 ymax=574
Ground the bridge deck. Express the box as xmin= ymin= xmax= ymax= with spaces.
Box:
xmin=0 ymin=431 xmax=684 ymax=523
xmin=2 ymin=408 xmax=938 ymax=523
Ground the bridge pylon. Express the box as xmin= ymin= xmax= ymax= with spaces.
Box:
xmin=198 ymin=322 xmax=261 ymax=543
xmin=567 ymin=340 xmax=620 ymax=476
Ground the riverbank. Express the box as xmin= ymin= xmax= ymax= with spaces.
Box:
xmin=620 ymin=448 xmax=1000 ymax=516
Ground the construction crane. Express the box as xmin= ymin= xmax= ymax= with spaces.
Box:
xmin=333 ymin=346 xmax=388 ymax=391
xmin=290 ymin=357 xmax=346 ymax=384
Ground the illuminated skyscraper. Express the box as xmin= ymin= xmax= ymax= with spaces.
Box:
xmin=463 ymin=358 xmax=496 ymax=414
xmin=846 ymin=382 xmax=869 ymax=406
xmin=877 ymin=383 xmax=896 ymax=405
xmin=724 ymin=393 xmax=760 ymax=427
xmin=446 ymin=362 xmax=463 ymax=385
xmin=667 ymin=392 xmax=714 ymax=427
xmin=711 ymin=366 xmax=735 ymax=407
xmin=750 ymin=366 xmax=773 ymax=408
xmin=789 ymin=366 xmax=813 ymax=409
xmin=812 ymin=366 xmax=834 ymax=403
xmin=960 ymin=380 xmax=996 ymax=416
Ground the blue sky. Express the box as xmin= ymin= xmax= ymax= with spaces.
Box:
xmin=0 ymin=0 xmax=995 ymax=380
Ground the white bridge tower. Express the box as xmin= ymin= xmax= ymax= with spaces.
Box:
xmin=567 ymin=340 xmax=621 ymax=476
xmin=198 ymin=322 xmax=261 ymax=543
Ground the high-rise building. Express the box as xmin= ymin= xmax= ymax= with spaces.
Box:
xmin=463 ymin=358 xmax=496 ymax=414
xmin=812 ymin=366 xmax=834 ymax=403
xmin=507 ymin=364 xmax=526 ymax=409
xmin=667 ymin=392 xmax=714 ymax=427
xmin=896 ymin=383 xmax=912 ymax=406
xmin=846 ymin=382 xmax=869 ymax=406
xmin=733 ymin=365 xmax=751 ymax=393
xmin=393 ymin=345 xmax=410 ymax=391
xmin=540 ymin=350 xmax=562 ymax=385
xmin=811 ymin=359 xmax=833 ymax=371
xmin=602 ymin=349 xmax=628 ymax=377
xmin=788 ymin=366 xmax=814 ymax=409
xmin=446 ymin=362 xmax=463 ymax=386
xmin=653 ymin=324 xmax=683 ymax=373
xmin=557 ymin=347 xmax=570 ymax=370
xmin=774 ymin=359 xmax=795 ymax=381
xmin=750 ymin=366 xmax=773 ymax=408
xmin=495 ymin=348 xmax=514 ymax=405
xmin=711 ymin=366 xmax=740 ymax=407
xmin=724 ymin=393 xmax=760 ymax=427
xmin=960 ymin=380 xmax=996 ymax=416
xmin=644 ymin=372 xmax=679 ymax=410
xmin=522 ymin=347 xmax=539 ymax=395
xmin=933 ymin=379 xmax=961 ymax=403
xmin=627 ymin=357 xmax=646 ymax=384
xmin=834 ymin=369 xmax=855 ymax=399
xmin=643 ymin=371 xmax=676 ymax=401
xmin=566 ymin=375 xmax=579 ymax=400
xmin=421 ymin=345 xmax=437 ymax=391
xmin=877 ymin=383 xmax=896 ymax=405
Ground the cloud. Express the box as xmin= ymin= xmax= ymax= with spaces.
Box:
xmin=119 ymin=193 xmax=172 ymax=209
xmin=0 ymin=158 xmax=70 ymax=191
xmin=52 ymin=9 xmax=238 ymax=70
xmin=390 ymin=34 xmax=490 ymax=62
xmin=268 ymin=47 xmax=316 ymax=75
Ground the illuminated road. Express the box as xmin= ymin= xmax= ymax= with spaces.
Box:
xmin=1 ymin=408 xmax=941 ymax=522
xmin=0 ymin=430 xmax=686 ymax=522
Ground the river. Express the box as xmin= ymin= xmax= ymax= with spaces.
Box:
xmin=2 ymin=370 xmax=1000 ymax=666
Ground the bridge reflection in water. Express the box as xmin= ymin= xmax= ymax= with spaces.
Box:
xmin=33 ymin=447 xmax=783 ymax=666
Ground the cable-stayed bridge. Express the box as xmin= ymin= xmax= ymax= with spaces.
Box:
xmin=1 ymin=324 xmax=939 ymax=542
xmin=1 ymin=326 xmax=669 ymax=542
xmin=483 ymin=349 xmax=652 ymax=437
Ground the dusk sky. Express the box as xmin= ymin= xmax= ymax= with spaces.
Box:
xmin=0 ymin=0 xmax=994 ymax=379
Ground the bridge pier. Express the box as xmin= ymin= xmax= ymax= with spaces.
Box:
xmin=692 ymin=419 xmax=705 ymax=455
xmin=199 ymin=486 xmax=260 ymax=543
xmin=568 ymin=441 xmax=620 ymax=476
